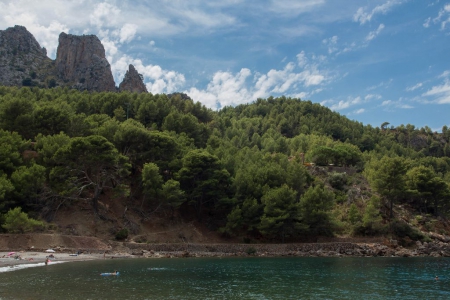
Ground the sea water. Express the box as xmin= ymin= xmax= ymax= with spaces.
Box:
xmin=0 ymin=257 xmax=449 ymax=299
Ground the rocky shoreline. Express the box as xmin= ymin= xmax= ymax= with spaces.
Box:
xmin=2 ymin=240 xmax=450 ymax=270
xmin=3 ymin=233 xmax=450 ymax=265
xmin=120 ymin=239 xmax=450 ymax=259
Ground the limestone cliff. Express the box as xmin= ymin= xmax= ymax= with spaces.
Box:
xmin=119 ymin=64 xmax=147 ymax=93
xmin=0 ymin=25 xmax=54 ymax=87
xmin=55 ymin=32 xmax=116 ymax=92
xmin=0 ymin=25 xmax=129 ymax=92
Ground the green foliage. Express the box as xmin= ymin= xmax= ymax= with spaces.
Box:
xmin=35 ymin=132 xmax=71 ymax=166
xmin=259 ymin=185 xmax=304 ymax=242
xmin=390 ymin=219 xmax=425 ymax=241
xmin=245 ymin=247 xmax=257 ymax=255
xmin=10 ymin=164 xmax=46 ymax=208
xmin=0 ymin=87 xmax=450 ymax=240
xmin=177 ymin=149 xmax=232 ymax=218
xmin=348 ymin=203 xmax=361 ymax=225
xmin=141 ymin=162 xmax=184 ymax=213
xmin=365 ymin=156 xmax=407 ymax=218
xmin=0 ymin=96 xmax=34 ymax=139
xmin=220 ymin=205 xmax=244 ymax=236
xmin=2 ymin=207 xmax=45 ymax=233
xmin=32 ymin=102 xmax=73 ymax=136
xmin=328 ymin=172 xmax=348 ymax=191
xmin=0 ymin=175 xmax=14 ymax=210
xmin=47 ymin=78 xmax=57 ymax=88
xmin=299 ymin=185 xmax=335 ymax=236
xmin=50 ymin=135 xmax=131 ymax=212
xmin=359 ymin=196 xmax=384 ymax=235
xmin=115 ymin=228 xmax=129 ymax=240
xmin=310 ymin=143 xmax=362 ymax=167
xmin=0 ymin=130 xmax=27 ymax=176
xmin=160 ymin=179 xmax=185 ymax=212
xmin=406 ymin=165 xmax=450 ymax=216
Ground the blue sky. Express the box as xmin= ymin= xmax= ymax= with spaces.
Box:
xmin=1 ymin=0 xmax=449 ymax=131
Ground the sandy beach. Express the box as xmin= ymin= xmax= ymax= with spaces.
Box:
xmin=0 ymin=251 xmax=112 ymax=268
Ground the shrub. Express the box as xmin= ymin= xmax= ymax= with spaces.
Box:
xmin=348 ymin=203 xmax=361 ymax=225
xmin=48 ymin=78 xmax=57 ymax=88
xmin=22 ymin=78 xmax=33 ymax=86
xmin=328 ymin=172 xmax=347 ymax=191
xmin=2 ymin=207 xmax=46 ymax=233
xmin=245 ymin=247 xmax=257 ymax=255
xmin=391 ymin=220 xmax=425 ymax=241
xmin=115 ymin=228 xmax=129 ymax=240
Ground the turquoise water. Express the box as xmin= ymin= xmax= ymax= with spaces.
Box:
xmin=0 ymin=257 xmax=449 ymax=299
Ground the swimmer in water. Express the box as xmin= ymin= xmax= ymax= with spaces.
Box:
xmin=435 ymin=276 xmax=439 ymax=281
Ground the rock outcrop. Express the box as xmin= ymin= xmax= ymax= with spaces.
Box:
xmin=55 ymin=32 xmax=116 ymax=92
xmin=119 ymin=64 xmax=147 ymax=93
xmin=0 ymin=25 xmax=145 ymax=93
xmin=0 ymin=25 xmax=54 ymax=87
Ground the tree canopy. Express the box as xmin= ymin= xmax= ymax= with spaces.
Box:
xmin=1 ymin=86 xmax=450 ymax=241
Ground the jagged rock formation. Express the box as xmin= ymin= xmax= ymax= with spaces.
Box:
xmin=119 ymin=64 xmax=147 ymax=93
xmin=55 ymin=32 xmax=116 ymax=92
xmin=0 ymin=25 xmax=149 ymax=93
xmin=0 ymin=25 xmax=54 ymax=87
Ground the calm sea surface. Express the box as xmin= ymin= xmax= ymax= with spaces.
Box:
xmin=0 ymin=257 xmax=449 ymax=299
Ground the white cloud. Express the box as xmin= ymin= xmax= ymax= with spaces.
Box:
xmin=101 ymin=37 xmax=119 ymax=61
xmin=111 ymin=55 xmax=185 ymax=94
xmin=330 ymin=96 xmax=362 ymax=111
xmin=365 ymin=24 xmax=385 ymax=42
xmin=119 ymin=23 xmax=138 ymax=43
xmin=439 ymin=70 xmax=450 ymax=78
xmin=423 ymin=17 xmax=431 ymax=28
xmin=296 ymin=51 xmax=308 ymax=67
xmin=432 ymin=4 xmax=450 ymax=29
xmin=185 ymin=52 xmax=329 ymax=109
xmin=365 ymin=94 xmax=382 ymax=101
xmin=422 ymin=80 xmax=450 ymax=104
xmin=176 ymin=8 xmax=236 ymax=28
xmin=1 ymin=1 xmax=69 ymax=58
xmin=187 ymin=68 xmax=252 ymax=109
xmin=0 ymin=0 xmax=240 ymax=53
xmin=269 ymin=0 xmax=325 ymax=16
xmin=90 ymin=2 xmax=121 ymax=28
xmin=338 ymin=42 xmax=358 ymax=54
xmin=322 ymin=36 xmax=338 ymax=54
xmin=353 ymin=0 xmax=405 ymax=24
xmin=186 ymin=88 xmax=221 ymax=109
xmin=328 ymin=93 xmax=382 ymax=112
xmin=367 ymin=79 xmax=393 ymax=91
xmin=406 ymin=82 xmax=423 ymax=92
xmin=292 ymin=92 xmax=309 ymax=99
xmin=333 ymin=22 xmax=384 ymax=55
xmin=381 ymin=98 xmax=414 ymax=109
xmin=27 ymin=21 xmax=68 ymax=58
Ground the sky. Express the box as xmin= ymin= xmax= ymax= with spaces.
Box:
xmin=0 ymin=0 xmax=449 ymax=131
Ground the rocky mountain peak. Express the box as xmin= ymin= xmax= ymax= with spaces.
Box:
xmin=0 ymin=25 xmax=153 ymax=93
xmin=119 ymin=64 xmax=148 ymax=93
xmin=0 ymin=25 xmax=52 ymax=87
xmin=55 ymin=32 xmax=116 ymax=92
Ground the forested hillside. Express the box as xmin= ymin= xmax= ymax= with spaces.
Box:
xmin=1 ymin=86 xmax=450 ymax=243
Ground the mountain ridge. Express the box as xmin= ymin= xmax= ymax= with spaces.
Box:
xmin=0 ymin=25 xmax=147 ymax=93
